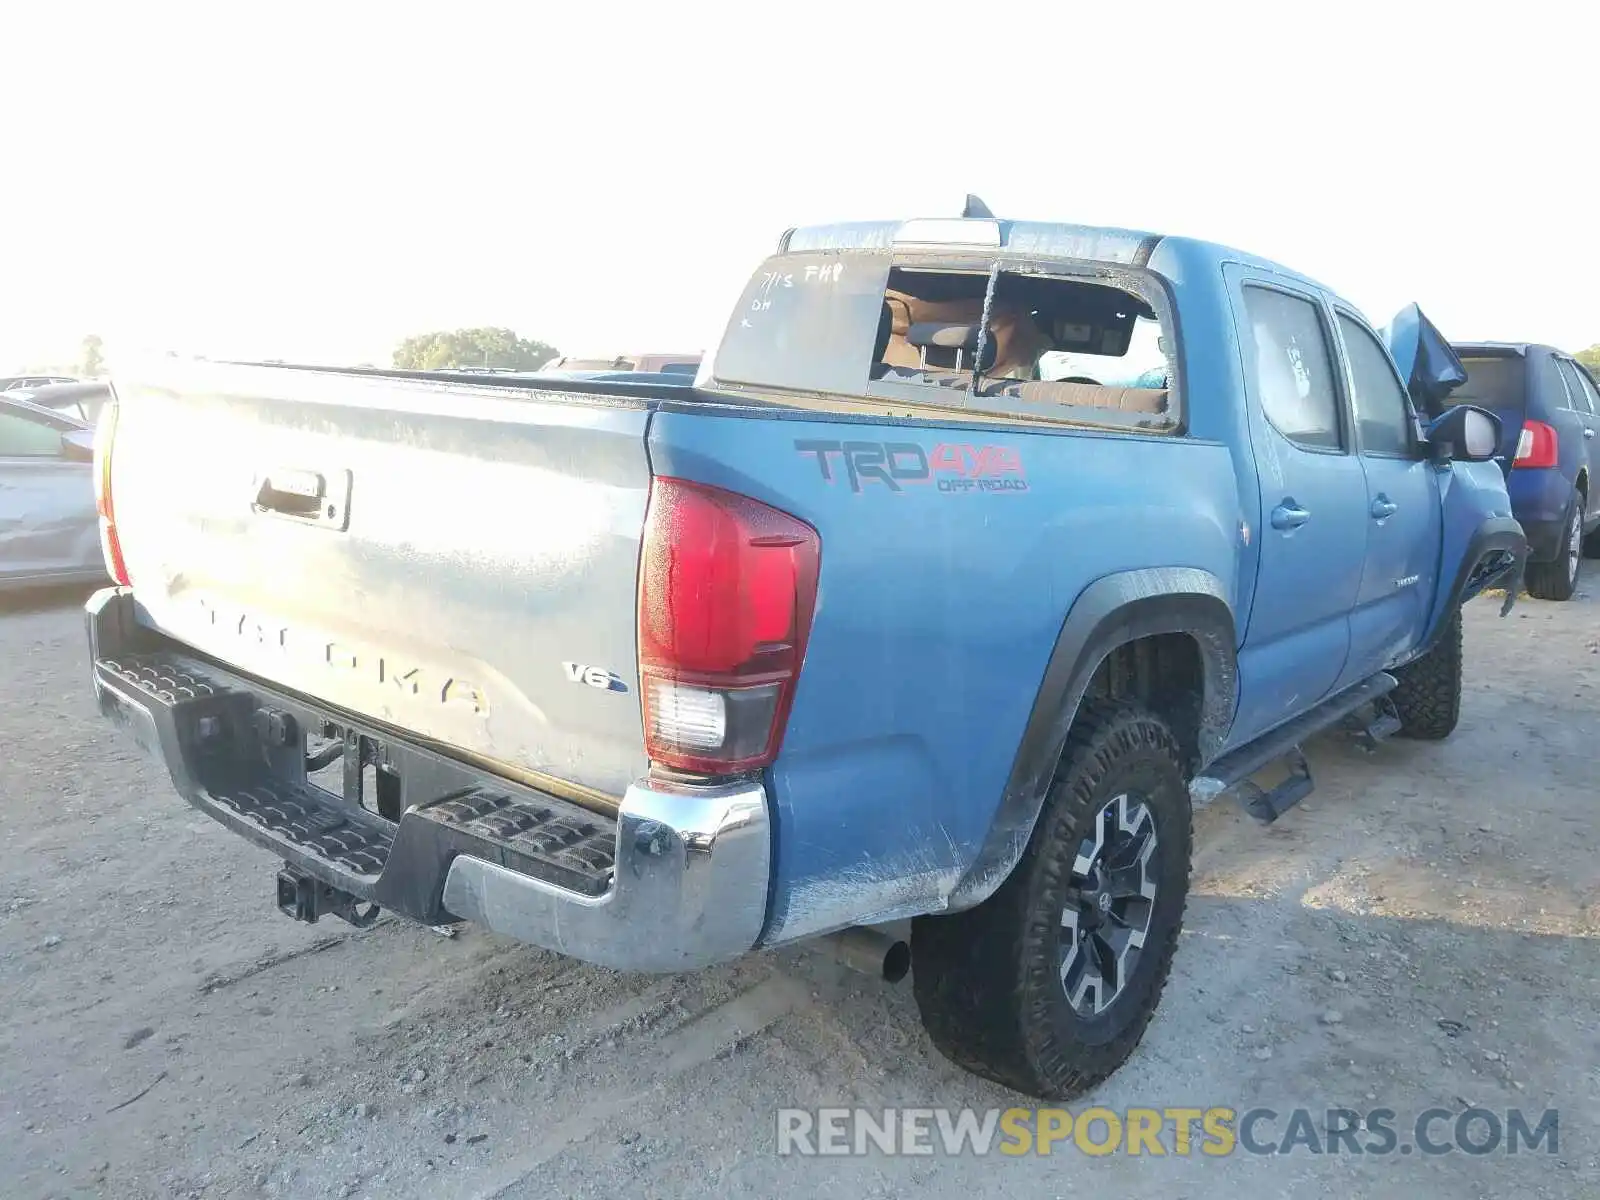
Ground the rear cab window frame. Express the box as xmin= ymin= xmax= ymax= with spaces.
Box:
xmin=708 ymin=248 xmax=1187 ymax=436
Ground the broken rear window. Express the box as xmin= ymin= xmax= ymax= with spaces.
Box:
xmin=712 ymin=252 xmax=1180 ymax=432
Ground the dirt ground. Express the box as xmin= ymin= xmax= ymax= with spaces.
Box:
xmin=1 ymin=583 xmax=1597 ymax=1199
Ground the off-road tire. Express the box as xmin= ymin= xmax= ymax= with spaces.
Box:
xmin=910 ymin=700 xmax=1191 ymax=1100
xmin=1526 ymin=491 xmax=1583 ymax=601
xmin=1390 ymin=608 xmax=1462 ymax=740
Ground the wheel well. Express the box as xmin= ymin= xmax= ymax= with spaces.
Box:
xmin=1577 ymin=471 xmax=1588 ymax=504
xmin=1083 ymin=633 xmax=1205 ymax=771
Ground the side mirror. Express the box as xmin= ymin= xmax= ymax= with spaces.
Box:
xmin=1424 ymin=404 xmax=1500 ymax=463
xmin=60 ymin=430 xmax=95 ymax=463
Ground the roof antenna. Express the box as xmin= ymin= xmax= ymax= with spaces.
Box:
xmin=962 ymin=194 xmax=994 ymax=219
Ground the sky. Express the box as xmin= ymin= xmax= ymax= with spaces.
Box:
xmin=3 ymin=1 xmax=1596 ymax=374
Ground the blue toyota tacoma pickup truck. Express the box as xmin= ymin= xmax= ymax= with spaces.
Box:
xmin=84 ymin=202 xmax=1522 ymax=1099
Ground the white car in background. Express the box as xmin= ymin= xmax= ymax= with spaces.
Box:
xmin=9 ymin=381 xmax=113 ymax=425
xmin=1 ymin=374 xmax=78 ymax=392
xmin=0 ymin=392 xmax=107 ymax=593
xmin=1038 ymin=314 xmax=1170 ymax=388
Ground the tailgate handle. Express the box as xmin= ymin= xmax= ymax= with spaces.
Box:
xmin=251 ymin=467 xmax=352 ymax=530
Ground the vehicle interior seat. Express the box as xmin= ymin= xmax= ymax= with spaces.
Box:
xmin=870 ymin=290 xmax=1168 ymax=413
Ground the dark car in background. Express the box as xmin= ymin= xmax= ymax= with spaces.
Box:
xmin=1452 ymin=343 xmax=1600 ymax=600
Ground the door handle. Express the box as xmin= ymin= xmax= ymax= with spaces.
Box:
xmin=250 ymin=466 xmax=352 ymax=529
xmin=1584 ymin=428 xmax=1595 ymax=440
xmin=254 ymin=469 xmax=326 ymax=517
xmin=1271 ymin=500 xmax=1311 ymax=530
xmin=1370 ymin=495 xmax=1399 ymax=520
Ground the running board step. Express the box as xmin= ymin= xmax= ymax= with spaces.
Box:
xmin=1233 ymin=749 xmax=1314 ymax=823
xmin=1348 ymin=698 xmax=1402 ymax=752
xmin=1190 ymin=672 xmax=1398 ymax=823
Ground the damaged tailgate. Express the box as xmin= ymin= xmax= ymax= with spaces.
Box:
xmin=106 ymin=361 xmax=658 ymax=806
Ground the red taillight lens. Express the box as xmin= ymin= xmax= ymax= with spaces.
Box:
xmin=1513 ymin=420 xmax=1558 ymax=469
xmin=639 ymin=477 xmax=820 ymax=774
xmin=92 ymin=399 xmax=131 ymax=586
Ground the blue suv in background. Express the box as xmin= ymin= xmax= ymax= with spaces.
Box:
xmin=1451 ymin=344 xmax=1600 ymax=600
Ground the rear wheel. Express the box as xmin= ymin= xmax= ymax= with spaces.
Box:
xmin=911 ymin=700 xmax=1191 ymax=1099
xmin=1391 ymin=608 xmax=1462 ymax=740
xmin=1526 ymin=491 xmax=1583 ymax=601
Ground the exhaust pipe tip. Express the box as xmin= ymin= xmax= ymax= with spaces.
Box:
xmin=819 ymin=926 xmax=911 ymax=983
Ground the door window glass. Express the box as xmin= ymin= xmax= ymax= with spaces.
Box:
xmin=1242 ymin=287 xmax=1342 ymax=450
xmin=1557 ymin=360 xmax=1595 ymax=414
xmin=1338 ymin=314 xmax=1415 ymax=455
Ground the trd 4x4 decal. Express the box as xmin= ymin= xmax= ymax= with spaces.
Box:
xmin=795 ymin=439 xmax=1028 ymax=494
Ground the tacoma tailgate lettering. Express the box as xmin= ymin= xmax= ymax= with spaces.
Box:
xmin=193 ymin=597 xmax=489 ymax=715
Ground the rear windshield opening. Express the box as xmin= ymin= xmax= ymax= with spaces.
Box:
xmin=874 ymin=267 xmax=989 ymax=391
xmin=875 ymin=268 xmax=1170 ymax=418
xmin=711 ymin=251 xmax=1178 ymax=430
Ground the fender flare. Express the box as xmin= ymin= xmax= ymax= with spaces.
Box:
xmin=946 ymin=567 xmax=1238 ymax=910
xmin=1415 ymin=515 xmax=1526 ymax=655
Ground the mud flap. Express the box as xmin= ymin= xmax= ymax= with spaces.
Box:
xmin=1494 ymin=555 xmax=1525 ymax=617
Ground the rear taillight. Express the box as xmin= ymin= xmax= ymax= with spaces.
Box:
xmin=639 ymin=477 xmax=820 ymax=775
xmin=92 ymin=397 xmax=131 ymax=586
xmin=1513 ymin=420 xmax=1559 ymax=469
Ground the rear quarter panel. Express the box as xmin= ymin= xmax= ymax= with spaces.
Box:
xmin=1508 ymin=466 xmax=1575 ymax=549
xmin=647 ymin=407 xmax=1239 ymax=942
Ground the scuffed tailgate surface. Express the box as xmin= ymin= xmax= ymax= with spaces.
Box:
xmin=108 ymin=364 xmax=654 ymax=800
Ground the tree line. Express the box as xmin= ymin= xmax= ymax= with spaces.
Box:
xmin=391 ymin=328 xmax=557 ymax=371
